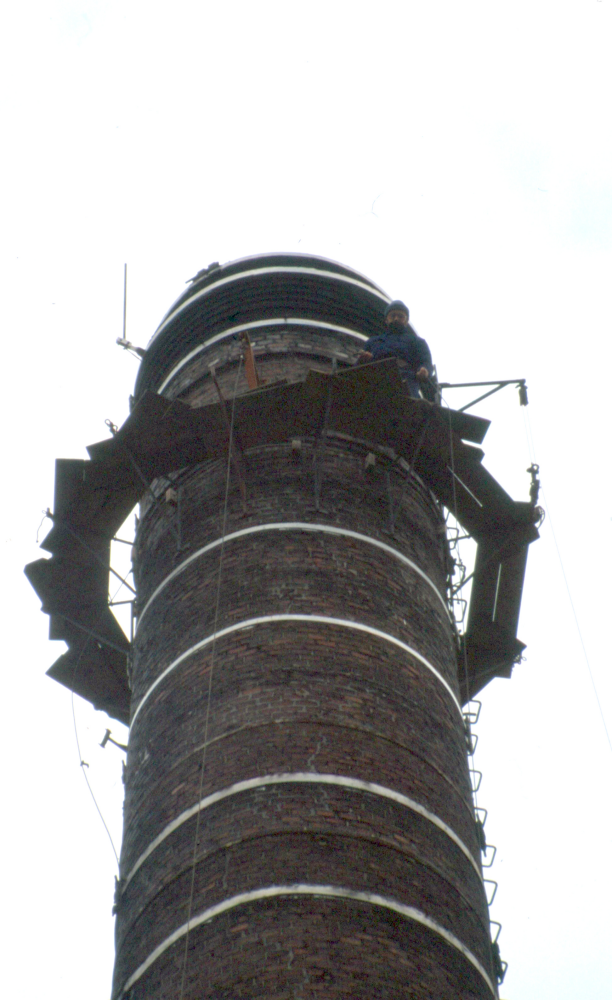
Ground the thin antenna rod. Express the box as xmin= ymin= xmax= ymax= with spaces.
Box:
xmin=122 ymin=263 xmax=128 ymax=341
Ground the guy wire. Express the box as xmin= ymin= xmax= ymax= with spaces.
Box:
xmin=523 ymin=407 xmax=612 ymax=758
xmin=542 ymin=491 xmax=612 ymax=755
xmin=71 ymin=637 xmax=120 ymax=867
xmin=178 ymin=357 xmax=244 ymax=1000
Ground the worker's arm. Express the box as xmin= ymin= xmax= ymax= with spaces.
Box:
xmin=356 ymin=336 xmax=375 ymax=364
xmin=415 ymin=338 xmax=433 ymax=380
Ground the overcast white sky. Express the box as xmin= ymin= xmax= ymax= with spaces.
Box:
xmin=2 ymin=2 xmax=612 ymax=998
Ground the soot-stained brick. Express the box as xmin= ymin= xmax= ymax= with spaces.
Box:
xmin=115 ymin=324 xmax=494 ymax=999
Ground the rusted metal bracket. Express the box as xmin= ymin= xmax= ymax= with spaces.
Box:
xmin=209 ymin=367 xmax=248 ymax=513
xmin=239 ymin=331 xmax=263 ymax=390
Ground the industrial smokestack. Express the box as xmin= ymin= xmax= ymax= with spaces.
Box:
xmin=27 ymin=253 xmax=537 ymax=999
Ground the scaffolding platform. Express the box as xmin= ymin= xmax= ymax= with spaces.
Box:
xmin=25 ymin=359 xmax=538 ymax=720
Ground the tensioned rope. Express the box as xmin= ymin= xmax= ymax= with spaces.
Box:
xmin=523 ymin=405 xmax=612 ymax=758
xmin=71 ymin=637 xmax=120 ymax=868
xmin=149 ymin=372 xmax=473 ymax=994
xmin=177 ymin=357 xmax=243 ymax=1000
xmin=63 ymin=522 xmax=134 ymax=871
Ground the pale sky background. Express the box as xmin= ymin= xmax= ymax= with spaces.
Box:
xmin=2 ymin=2 xmax=612 ymax=998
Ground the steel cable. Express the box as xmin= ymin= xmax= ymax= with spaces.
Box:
xmin=178 ymin=356 xmax=244 ymax=1000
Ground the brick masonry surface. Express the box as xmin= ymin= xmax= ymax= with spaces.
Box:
xmin=125 ymin=898 xmax=492 ymax=1000
xmin=113 ymin=321 xmax=496 ymax=999
xmin=159 ymin=326 xmax=363 ymax=405
xmin=119 ymin=783 xmax=486 ymax=949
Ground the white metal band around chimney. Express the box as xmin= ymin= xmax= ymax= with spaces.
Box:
xmin=130 ymin=614 xmax=462 ymax=729
xmin=122 ymin=771 xmax=482 ymax=889
xmin=135 ymin=522 xmax=450 ymax=630
xmin=118 ymin=884 xmax=497 ymax=998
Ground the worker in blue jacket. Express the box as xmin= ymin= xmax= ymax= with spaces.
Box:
xmin=357 ymin=300 xmax=433 ymax=399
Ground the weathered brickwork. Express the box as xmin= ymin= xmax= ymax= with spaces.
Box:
xmin=119 ymin=782 xmax=484 ymax=941
xmin=124 ymin=622 xmax=470 ymax=852
xmin=161 ymin=326 xmax=364 ymax=404
xmin=114 ymin=263 xmax=496 ymax=999
xmin=120 ymin=719 xmax=479 ymax=873
xmin=116 ymin=831 xmax=489 ymax=988
xmin=135 ymin=440 xmax=450 ymax=603
xmin=126 ymin=898 xmax=492 ymax=1000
